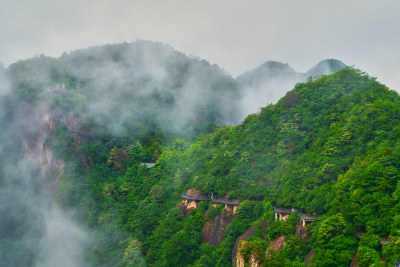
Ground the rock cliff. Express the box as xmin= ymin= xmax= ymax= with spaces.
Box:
xmin=232 ymin=225 xmax=258 ymax=267
xmin=266 ymin=235 xmax=286 ymax=257
xmin=18 ymin=101 xmax=88 ymax=198
xmin=18 ymin=103 xmax=64 ymax=195
xmin=202 ymin=205 xmax=235 ymax=245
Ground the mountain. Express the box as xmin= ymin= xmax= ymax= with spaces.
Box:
xmin=7 ymin=41 xmax=346 ymax=140
xmin=6 ymin=42 xmax=345 ymax=157
xmin=2 ymin=41 xmax=397 ymax=266
xmin=305 ymin=58 xmax=346 ymax=78
xmin=32 ymin=67 xmax=400 ymax=266
xmin=236 ymin=59 xmax=346 ymax=119
xmin=7 ymin=41 xmax=240 ymax=144
xmin=132 ymin=68 xmax=399 ymax=266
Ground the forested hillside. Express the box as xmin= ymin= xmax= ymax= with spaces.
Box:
xmin=7 ymin=41 xmax=240 ymax=144
xmin=44 ymin=67 xmax=400 ymax=266
xmin=1 ymin=41 xmax=399 ymax=266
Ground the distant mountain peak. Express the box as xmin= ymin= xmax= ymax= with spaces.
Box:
xmin=235 ymin=58 xmax=346 ymax=120
xmin=259 ymin=61 xmax=293 ymax=71
xmin=236 ymin=61 xmax=297 ymax=87
xmin=305 ymin=59 xmax=346 ymax=78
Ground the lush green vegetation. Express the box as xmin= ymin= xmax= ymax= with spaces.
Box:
xmin=4 ymin=43 xmax=400 ymax=266
xmin=39 ymin=67 xmax=400 ymax=266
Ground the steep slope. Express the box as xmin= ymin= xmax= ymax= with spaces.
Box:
xmin=174 ymin=68 xmax=399 ymax=266
xmin=47 ymin=67 xmax=400 ymax=266
xmin=4 ymin=41 xmax=398 ymax=266
xmin=0 ymin=82 xmax=89 ymax=266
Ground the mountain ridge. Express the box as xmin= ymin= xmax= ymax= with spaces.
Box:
xmin=235 ymin=58 xmax=346 ymax=119
xmin=3 ymin=41 xmax=393 ymax=266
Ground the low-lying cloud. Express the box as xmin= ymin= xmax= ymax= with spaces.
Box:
xmin=0 ymin=72 xmax=89 ymax=267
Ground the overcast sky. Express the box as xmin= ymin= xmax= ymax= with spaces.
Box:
xmin=1 ymin=0 xmax=399 ymax=90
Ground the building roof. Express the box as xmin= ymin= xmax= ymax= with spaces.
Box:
xmin=274 ymin=208 xmax=294 ymax=213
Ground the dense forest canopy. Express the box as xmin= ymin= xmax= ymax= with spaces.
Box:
xmin=1 ymin=41 xmax=399 ymax=266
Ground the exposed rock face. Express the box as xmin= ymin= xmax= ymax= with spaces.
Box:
xmin=232 ymin=225 xmax=257 ymax=267
xmin=44 ymin=113 xmax=58 ymax=130
xmin=236 ymin=245 xmax=246 ymax=267
xmin=184 ymin=199 xmax=199 ymax=210
xmin=177 ymin=199 xmax=199 ymax=216
xmin=236 ymin=241 xmax=262 ymax=267
xmin=202 ymin=206 xmax=235 ymax=245
xmin=178 ymin=188 xmax=207 ymax=216
xmin=266 ymin=235 xmax=285 ymax=257
xmin=249 ymin=254 xmax=261 ymax=267
xmin=19 ymin=102 xmax=66 ymax=197
xmin=304 ymin=249 xmax=315 ymax=264
xmin=49 ymin=111 xmax=91 ymax=168
xmin=248 ymin=253 xmax=262 ymax=267
xmin=185 ymin=188 xmax=205 ymax=197
xmin=17 ymin=102 xmax=89 ymax=197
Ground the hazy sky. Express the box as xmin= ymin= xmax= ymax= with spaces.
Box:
xmin=1 ymin=0 xmax=400 ymax=90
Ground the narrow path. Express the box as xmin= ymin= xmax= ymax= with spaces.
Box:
xmin=181 ymin=194 xmax=241 ymax=205
xmin=181 ymin=194 xmax=208 ymax=201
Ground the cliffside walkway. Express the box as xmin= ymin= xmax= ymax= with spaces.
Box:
xmin=181 ymin=194 xmax=241 ymax=205
xmin=181 ymin=194 xmax=208 ymax=201
xmin=212 ymin=198 xmax=241 ymax=205
xmin=181 ymin=192 xmax=319 ymax=225
xmin=274 ymin=207 xmax=318 ymax=225
xmin=300 ymin=214 xmax=318 ymax=226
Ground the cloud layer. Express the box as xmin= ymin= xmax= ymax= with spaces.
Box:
xmin=0 ymin=69 xmax=89 ymax=267
xmin=1 ymin=0 xmax=399 ymax=90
